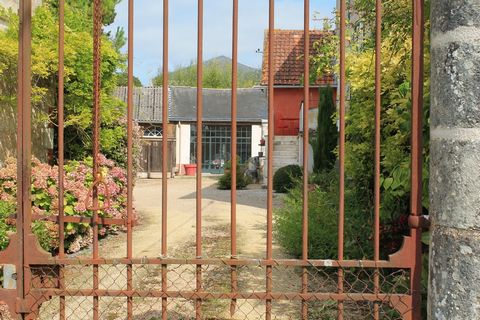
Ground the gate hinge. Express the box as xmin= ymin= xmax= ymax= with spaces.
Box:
xmin=408 ymin=215 xmax=430 ymax=229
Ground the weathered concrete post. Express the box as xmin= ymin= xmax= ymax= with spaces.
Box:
xmin=429 ymin=0 xmax=480 ymax=319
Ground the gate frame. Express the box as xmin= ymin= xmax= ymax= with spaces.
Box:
xmin=0 ymin=0 xmax=427 ymax=319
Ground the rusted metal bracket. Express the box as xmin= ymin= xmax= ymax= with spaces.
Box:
xmin=14 ymin=264 xmax=59 ymax=317
xmin=25 ymin=234 xmax=55 ymax=265
xmin=408 ymin=215 xmax=430 ymax=229
xmin=0 ymin=289 xmax=18 ymax=317
xmin=0 ymin=233 xmax=19 ymax=265
xmin=16 ymin=294 xmax=52 ymax=318
xmin=16 ymin=297 xmax=33 ymax=314
xmin=0 ymin=291 xmax=41 ymax=317
xmin=0 ymin=231 xmax=56 ymax=317
xmin=389 ymin=236 xmax=415 ymax=268
xmin=389 ymin=215 xmax=430 ymax=268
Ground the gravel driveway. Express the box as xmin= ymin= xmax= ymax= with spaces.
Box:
xmin=37 ymin=177 xmax=294 ymax=320
xmin=99 ymin=176 xmax=285 ymax=259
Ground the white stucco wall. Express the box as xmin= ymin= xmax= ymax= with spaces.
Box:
xmin=251 ymin=124 xmax=263 ymax=157
xmin=299 ymin=105 xmax=319 ymax=132
xmin=298 ymin=138 xmax=314 ymax=174
xmin=261 ymin=120 xmax=269 ymax=185
xmin=175 ymin=123 xmax=191 ymax=174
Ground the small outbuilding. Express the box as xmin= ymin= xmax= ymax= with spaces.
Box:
xmin=115 ymin=86 xmax=267 ymax=177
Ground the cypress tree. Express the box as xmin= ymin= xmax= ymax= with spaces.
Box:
xmin=314 ymin=86 xmax=337 ymax=172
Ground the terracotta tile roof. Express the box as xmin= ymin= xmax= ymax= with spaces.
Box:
xmin=261 ymin=29 xmax=335 ymax=86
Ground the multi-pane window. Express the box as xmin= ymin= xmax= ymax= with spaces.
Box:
xmin=143 ymin=126 xmax=163 ymax=138
xmin=190 ymin=125 xmax=252 ymax=173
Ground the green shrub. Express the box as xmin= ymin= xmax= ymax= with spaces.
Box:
xmin=274 ymin=172 xmax=373 ymax=260
xmin=273 ymin=165 xmax=302 ymax=193
xmin=217 ymin=161 xmax=251 ymax=190
xmin=0 ymin=201 xmax=15 ymax=251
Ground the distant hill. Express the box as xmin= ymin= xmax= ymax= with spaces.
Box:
xmin=206 ymin=55 xmax=261 ymax=76
xmin=151 ymin=56 xmax=261 ymax=88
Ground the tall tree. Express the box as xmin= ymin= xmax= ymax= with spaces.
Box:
xmin=0 ymin=2 xmax=128 ymax=165
xmin=46 ymin=0 xmax=122 ymax=26
xmin=313 ymin=86 xmax=337 ymax=172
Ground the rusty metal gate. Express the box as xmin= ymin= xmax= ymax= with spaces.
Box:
xmin=0 ymin=0 xmax=427 ymax=319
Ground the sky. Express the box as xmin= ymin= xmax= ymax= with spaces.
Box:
xmin=106 ymin=0 xmax=337 ymax=85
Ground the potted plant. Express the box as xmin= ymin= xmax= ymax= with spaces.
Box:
xmin=184 ymin=163 xmax=197 ymax=176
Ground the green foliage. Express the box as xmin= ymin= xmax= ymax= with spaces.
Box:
xmin=310 ymin=29 xmax=337 ymax=83
xmin=0 ymin=3 xmax=128 ymax=166
xmin=275 ymin=171 xmax=373 ymax=259
xmin=152 ymin=56 xmax=261 ymax=88
xmin=116 ymin=72 xmax=143 ymax=87
xmin=46 ymin=0 xmax=121 ymax=26
xmin=0 ymin=201 xmax=15 ymax=251
xmin=275 ymin=0 xmax=431 ymax=262
xmin=273 ymin=165 xmax=302 ymax=193
xmin=343 ymin=0 xmax=429 ymax=253
xmin=345 ymin=18 xmax=430 ymax=235
xmin=312 ymin=86 xmax=337 ymax=172
xmin=217 ymin=161 xmax=251 ymax=190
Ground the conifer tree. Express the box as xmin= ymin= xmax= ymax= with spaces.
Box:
xmin=314 ymin=86 xmax=337 ymax=172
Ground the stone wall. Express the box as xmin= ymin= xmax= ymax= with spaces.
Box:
xmin=0 ymin=107 xmax=52 ymax=166
xmin=429 ymin=0 xmax=480 ymax=319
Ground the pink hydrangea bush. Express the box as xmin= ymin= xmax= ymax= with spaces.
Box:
xmin=0 ymin=155 xmax=134 ymax=253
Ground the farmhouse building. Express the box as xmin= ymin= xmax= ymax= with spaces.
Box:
xmin=115 ymin=86 xmax=267 ymax=177
xmin=261 ymin=29 xmax=337 ymax=173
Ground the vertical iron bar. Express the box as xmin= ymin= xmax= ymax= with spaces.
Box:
xmin=373 ymin=0 xmax=382 ymax=318
xmin=338 ymin=0 xmax=347 ymax=318
xmin=17 ymin=0 xmax=32 ymax=312
xmin=230 ymin=0 xmax=239 ymax=316
xmin=161 ymin=0 xmax=169 ymax=257
xmin=57 ymin=0 xmax=66 ymax=317
xmin=127 ymin=0 xmax=134 ymax=318
xmin=195 ymin=0 xmax=204 ymax=318
xmin=92 ymin=0 xmax=102 ymax=318
xmin=410 ymin=0 xmax=424 ymax=319
xmin=301 ymin=1 xmax=310 ymax=319
xmin=266 ymin=1 xmax=275 ymax=319
xmin=161 ymin=0 xmax=169 ymax=318
xmin=57 ymin=0 xmax=65 ymax=261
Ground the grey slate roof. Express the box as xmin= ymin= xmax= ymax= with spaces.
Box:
xmin=114 ymin=86 xmax=267 ymax=123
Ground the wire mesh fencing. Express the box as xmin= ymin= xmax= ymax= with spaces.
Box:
xmin=29 ymin=262 xmax=412 ymax=319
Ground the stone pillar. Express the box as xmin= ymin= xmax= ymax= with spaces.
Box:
xmin=429 ymin=1 xmax=480 ymax=319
